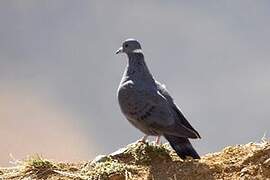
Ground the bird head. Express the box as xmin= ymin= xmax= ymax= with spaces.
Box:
xmin=116 ymin=39 xmax=142 ymax=54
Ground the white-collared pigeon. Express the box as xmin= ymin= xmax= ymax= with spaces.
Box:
xmin=116 ymin=39 xmax=201 ymax=159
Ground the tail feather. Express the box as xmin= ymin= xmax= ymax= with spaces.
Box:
xmin=164 ymin=134 xmax=200 ymax=159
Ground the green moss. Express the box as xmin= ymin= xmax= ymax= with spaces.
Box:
xmin=80 ymin=142 xmax=171 ymax=179
xmin=82 ymin=158 xmax=139 ymax=179
xmin=20 ymin=154 xmax=58 ymax=179
xmin=123 ymin=142 xmax=172 ymax=165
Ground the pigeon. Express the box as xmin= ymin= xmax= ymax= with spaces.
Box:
xmin=116 ymin=39 xmax=201 ymax=159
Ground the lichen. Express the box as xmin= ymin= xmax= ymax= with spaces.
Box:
xmin=82 ymin=157 xmax=140 ymax=179
xmin=120 ymin=142 xmax=172 ymax=165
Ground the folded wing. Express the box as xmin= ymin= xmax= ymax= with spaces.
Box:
xmin=155 ymin=81 xmax=201 ymax=139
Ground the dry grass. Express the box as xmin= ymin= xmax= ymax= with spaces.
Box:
xmin=0 ymin=140 xmax=270 ymax=180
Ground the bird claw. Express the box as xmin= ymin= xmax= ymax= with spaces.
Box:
xmin=137 ymin=135 xmax=148 ymax=144
xmin=155 ymin=136 xmax=161 ymax=145
xmin=137 ymin=140 xmax=147 ymax=144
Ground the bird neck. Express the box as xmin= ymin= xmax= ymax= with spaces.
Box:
xmin=127 ymin=52 xmax=147 ymax=69
xmin=123 ymin=52 xmax=155 ymax=84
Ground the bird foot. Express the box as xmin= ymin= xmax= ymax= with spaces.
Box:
xmin=155 ymin=136 xmax=161 ymax=145
xmin=137 ymin=135 xmax=148 ymax=144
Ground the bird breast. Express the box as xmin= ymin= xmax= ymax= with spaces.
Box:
xmin=118 ymin=82 xmax=138 ymax=113
xmin=118 ymin=81 xmax=150 ymax=118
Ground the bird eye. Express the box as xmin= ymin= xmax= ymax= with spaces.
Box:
xmin=125 ymin=44 xmax=128 ymax=48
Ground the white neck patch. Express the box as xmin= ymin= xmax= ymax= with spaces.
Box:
xmin=132 ymin=49 xmax=143 ymax=53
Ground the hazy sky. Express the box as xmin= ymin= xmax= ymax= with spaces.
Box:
xmin=0 ymin=1 xmax=270 ymax=165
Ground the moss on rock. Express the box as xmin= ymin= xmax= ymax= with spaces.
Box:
xmin=0 ymin=141 xmax=270 ymax=180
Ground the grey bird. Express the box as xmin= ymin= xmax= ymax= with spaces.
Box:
xmin=116 ymin=39 xmax=201 ymax=159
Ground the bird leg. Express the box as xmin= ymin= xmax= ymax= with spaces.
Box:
xmin=138 ymin=135 xmax=148 ymax=143
xmin=155 ymin=136 xmax=161 ymax=145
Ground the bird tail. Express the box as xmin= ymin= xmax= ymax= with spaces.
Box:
xmin=164 ymin=134 xmax=200 ymax=159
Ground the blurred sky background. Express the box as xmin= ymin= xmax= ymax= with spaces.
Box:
xmin=0 ymin=0 xmax=270 ymax=166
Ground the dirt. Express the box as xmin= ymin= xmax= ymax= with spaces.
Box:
xmin=0 ymin=140 xmax=269 ymax=180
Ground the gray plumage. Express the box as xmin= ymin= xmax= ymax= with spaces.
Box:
xmin=116 ymin=39 xmax=200 ymax=159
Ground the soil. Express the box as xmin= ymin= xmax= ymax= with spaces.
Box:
xmin=0 ymin=140 xmax=269 ymax=180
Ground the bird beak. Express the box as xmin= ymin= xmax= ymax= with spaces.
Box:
xmin=115 ymin=47 xmax=123 ymax=54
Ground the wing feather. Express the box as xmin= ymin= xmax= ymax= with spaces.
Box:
xmin=155 ymin=81 xmax=201 ymax=138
